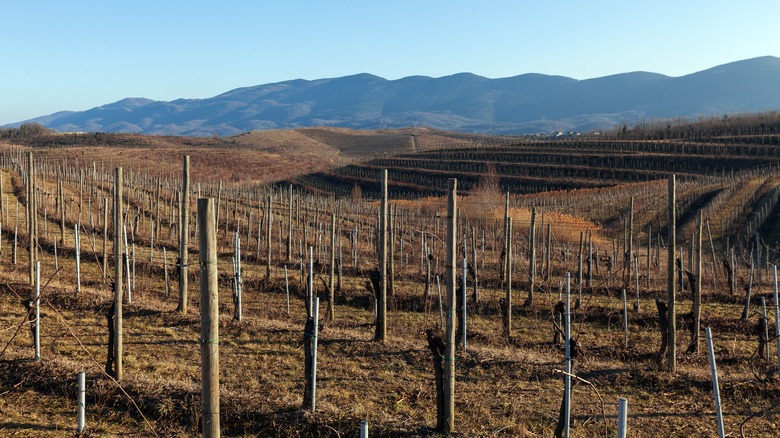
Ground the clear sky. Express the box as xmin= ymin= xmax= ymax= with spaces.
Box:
xmin=2 ymin=0 xmax=778 ymax=125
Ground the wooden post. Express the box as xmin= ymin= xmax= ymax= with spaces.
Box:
xmin=78 ymin=169 xmax=84 ymax=224
xmin=733 ymin=246 xmax=740 ymax=294
xmin=27 ymin=152 xmax=35 ymax=286
xmin=545 ymin=223 xmax=552 ymax=281
xmin=500 ymin=191 xmax=509 ymax=284
xmin=44 ymin=203 xmax=49 ymax=243
xmin=504 ymin=218 xmax=513 ymax=337
xmin=215 ymin=180 xmax=222 ymax=235
xmin=199 ymin=198 xmax=220 ymax=438
xmin=102 ymin=198 xmax=108 ymax=282
xmin=667 ymin=174 xmax=677 ymax=373
xmin=688 ymin=237 xmax=694 ymax=281
xmin=577 ymin=232 xmax=584 ymax=308
xmin=33 ymin=169 xmax=39 ymax=256
xmin=34 ymin=261 xmax=41 ymax=361
xmin=389 ymin=204 xmax=395 ymax=297
xmin=75 ymin=224 xmax=81 ymax=294
xmin=302 ymin=301 xmax=315 ymax=410
xmin=149 ymin=215 xmax=154 ymax=263
xmin=0 ymin=170 xmax=3 ymax=225
xmin=626 ymin=196 xmax=634 ymax=289
xmin=124 ymin=226 xmax=131 ymax=304
xmin=284 ymin=265 xmax=290 ymax=316
xmin=436 ymin=275 xmax=444 ymax=330
xmin=307 ymin=246 xmax=314 ymax=318
xmin=742 ymin=239 xmax=756 ymax=320
xmin=758 ymin=297 xmax=769 ymax=360
xmin=527 ymin=207 xmax=536 ymax=306
xmin=59 ymin=180 xmax=65 ymax=245
xmin=691 ymin=210 xmax=703 ymax=353
xmin=563 ymin=272 xmax=572 ymax=438
xmin=587 ymin=230 xmax=593 ymax=289
xmin=773 ymin=266 xmax=780 ymax=377
xmin=679 ymin=246 xmax=685 ymax=293
xmin=113 ymin=167 xmax=123 ymax=381
xmin=286 ymin=185 xmax=293 ymax=263
xmin=706 ymin=221 xmax=718 ymax=290
xmin=163 ymin=247 xmax=170 ymax=298
xmin=375 ymin=169 xmax=388 ymax=342
xmin=338 ymin=237 xmax=343 ymax=292
xmin=155 ymin=173 xmax=161 ymax=240
xmin=423 ymin=238 xmax=432 ymax=312
xmin=646 ymin=226 xmax=652 ymax=288
xmin=265 ymin=194 xmax=272 ymax=284
xmin=224 ymin=187 xmax=231 ymax=235
xmin=622 ymin=288 xmax=628 ymax=349
xmin=178 ymin=156 xmax=190 ymax=313
xmin=443 ymin=178 xmax=457 ymax=433
xmin=471 ymin=226 xmax=478 ymax=303
xmin=233 ymin=235 xmax=242 ymax=322
xmin=328 ymin=212 xmax=336 ymax=321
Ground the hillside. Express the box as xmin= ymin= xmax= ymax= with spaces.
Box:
xmin=1 ymin=113 xmax=780 ymax=436
xmin=0 ymin=127 xmax=516 ymax=184
xmin=6 ymin=56 xmax=780 ymax=136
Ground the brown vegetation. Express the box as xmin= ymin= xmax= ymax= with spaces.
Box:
xmin=2 ymin=117 xmax=780 ymax=436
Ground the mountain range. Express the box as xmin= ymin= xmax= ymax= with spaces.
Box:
xmin=9 ymin=56 xmax=780 ymax=136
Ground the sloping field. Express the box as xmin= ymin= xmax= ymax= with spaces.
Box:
xmin=2 ymin=121 xmax=780 ymax=436
xmin=293 ymin=140 xmax=780 ymax=198
xmin=1 ymin=128 xmax=518 ymax=187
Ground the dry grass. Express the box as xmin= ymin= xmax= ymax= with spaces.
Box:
xmin=0 ymin=127 xmax=503 ymax=188
xmin=2 ymin=218 xmax=779 ymax=437
xmin=1 ymin=137 xmax=780 ymax=436
xmin=3 ymin=247 xmax=778 ymax=436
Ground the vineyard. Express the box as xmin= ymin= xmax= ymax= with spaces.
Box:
xmin=293 ymin=138 xmax=780 ymax=198
xmin=1 ymin=118 xmax=780 ymax=437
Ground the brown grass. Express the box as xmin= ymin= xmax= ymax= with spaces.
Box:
xmin=1 ymin=132 xmax=779 ymax=437
xmin=3 ymin=238 xmax=777 ymax=436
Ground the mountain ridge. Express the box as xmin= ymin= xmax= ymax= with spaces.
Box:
xmin=6 ymin=56 xmax=780 ymax=136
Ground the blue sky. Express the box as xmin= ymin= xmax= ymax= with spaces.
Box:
xmin=1 ymin=0 xmax=778 ymax=125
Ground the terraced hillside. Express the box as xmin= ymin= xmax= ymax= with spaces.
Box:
xmin=295 ymin=139 xmax=780 ymax=197
xmin=292 ymin=123 xmax=780 ymax=247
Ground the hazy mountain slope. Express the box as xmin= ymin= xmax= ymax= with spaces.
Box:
xmin=8 ymin=56 xmax=780 ymax=136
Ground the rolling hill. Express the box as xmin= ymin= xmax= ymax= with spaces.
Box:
xmin=6 ymin=56 xmax=780 ymax=136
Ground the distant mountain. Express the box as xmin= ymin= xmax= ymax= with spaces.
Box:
xmin=7 ymin=56 xmax=780 ymax=136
